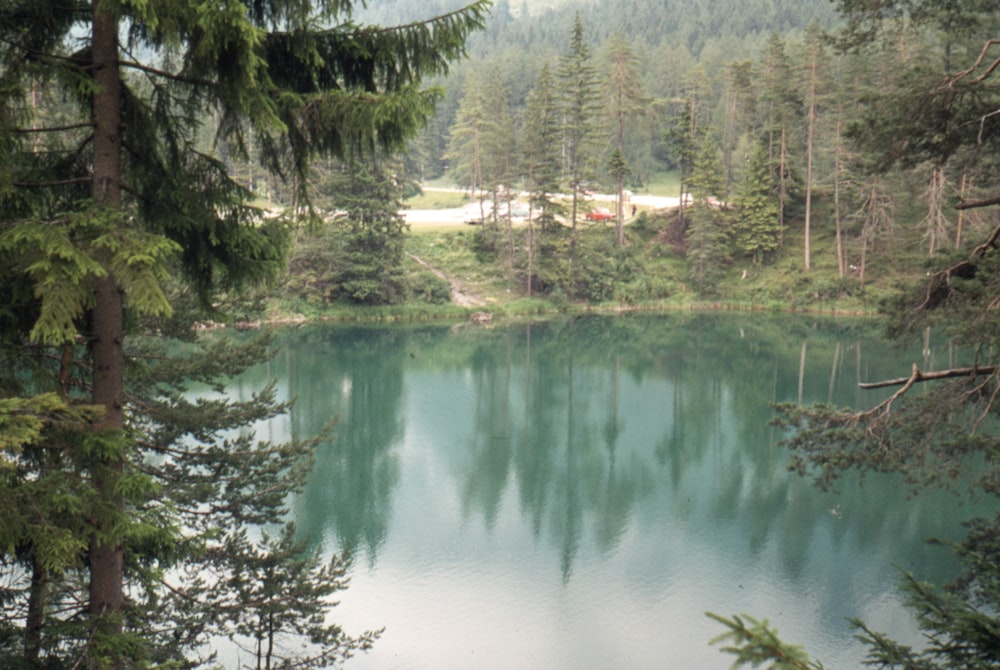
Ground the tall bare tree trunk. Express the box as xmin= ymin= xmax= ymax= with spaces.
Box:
xmin=90 ymin=4 xmax=126 ymax=668
xmin=778 ymin=127 xmax=788 ymax=250
xmin=925 ymin=165 xmax=948 ymax=257
xmin=803 ymin=53 xmax=817 ymax=272
xmin=956 ymin=170 xmax=968 ymax=249
xmin=834 ymin=111 xmax=845 ymax=277
xmin=526 ymin=214 xmax=534 ymax=296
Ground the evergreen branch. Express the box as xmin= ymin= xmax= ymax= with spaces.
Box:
xmin=13 ymin=177 xmax=92 ymax=188
xmin=343 ymin=1 xmax=491 ymax=37
xmin=852 ymin=363 xmax=923 ymax=420
xmin=117 ymin=59 xmax=216 ymax=87
xmin=972 ymin=221 xmax=1000 ymax=256
xmin=944 ymin=39 xmax=1000 ymax=88
xmin=913 ymin=222 xmax=1000 ymax=312
xmin=14 ymin=122 xmax=94 ymax=134
xmin=158 ymin=578 xmax=202 ymax=604
xmin=707 ymin=612 xmax=823 ymax=669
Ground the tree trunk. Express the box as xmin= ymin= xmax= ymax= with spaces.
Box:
xmin=90 ymin=3 xmax=126 ymax=667
xmin=722 ymin=84 xmax=737 ymax=192
xmin=25 ymin=559 xmax=47 ymax=662
xmin=778 ymin=126 xmax=788 ymax=250
xmin=925 ymin=166 xmax=947 ymax=257
xmin=803 ymin=53 xmax=817 ymax=272
xmin=526 ymin=213 xmax=534 ymax=296
xmin=834 ymin=111 xmax=845 ymax=278
xmin=956 ymin=170 xmax=967 ymax=249
xmin=615 ymin=174 xmax=625 ymax=246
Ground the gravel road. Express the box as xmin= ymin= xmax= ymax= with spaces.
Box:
xmin=403 ymin=189 xmax=681 ymax=228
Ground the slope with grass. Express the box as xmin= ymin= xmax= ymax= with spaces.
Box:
xmin=263 ymin=175 xmax=937 ymax=323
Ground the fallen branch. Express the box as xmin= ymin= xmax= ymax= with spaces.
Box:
xmin=860 ymin=365 xmax=997 ymax=389
xmin=944 ymin=39 xmax=1000 ymax=88
xmin=956 ymin=195 xmax=1000 ymax=211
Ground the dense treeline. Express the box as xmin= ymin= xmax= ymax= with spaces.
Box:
xmin=414 ymin=0 xmax=840 ymax=183
xmin=407 ymin=0 xmax=1000 ymax=301
xmin=152 ymin=0 xmax=994 ymax=310
xmin=271 ymin=0 xmax=1000 ymax=308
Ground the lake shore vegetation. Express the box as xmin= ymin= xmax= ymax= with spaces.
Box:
xmin=3 ymin=0 xmax=1000 ymax=667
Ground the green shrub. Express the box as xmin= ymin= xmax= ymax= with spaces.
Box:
xmin=410 ymin=271 xmax=452 ymax=304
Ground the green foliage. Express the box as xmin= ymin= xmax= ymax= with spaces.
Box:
xmin=557 ymin=13 xmax=604 ymax=228
xmin=574 ymin=236 xmax=633 ymax=302
xmin=0 ymin=207 xmax=179 ymax=345
xmin=0 ymin=394 xmax=100 ymax=457
xmin=215 ymin=525 xmax=381 ymax=669
xmin=708 ymin=612 xmax=824 ymax=669
xmin=0 ymin=1 xmax=488 ymax=667
xmin=707 ymin=2 xmax=1000 ymax=667
xmin=685 ymin=135 xmax=730 ymax=292
xmin=712 ymin=538 xmax=1000 ymax=669
xmin=445 ymin=72 xmax=489 ymax=193
xmin=410 ymin=271 xmax=452 ymax=304
xmin=284 ymin=158 xmax=413 ymax=307
xmin=732 ymin=142 xmax=783 ymax=263
xmin=522 ymin=63 xmax=565 ymax=231
xmin=851 ymin=550 xmax=1000 ymax=669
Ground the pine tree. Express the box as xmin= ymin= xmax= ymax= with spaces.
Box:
xmin=758 ymin=34 xmax=802 ymax=252
xmin=712 ymin=1 xmax=1000 ymax=666
xmin=305 ymin=158 xmax=410 ymax=305
xmin=0 ymin=1 xmax=488 ymax=667
xmin=721 ymin=60 xmax=758 ymax=191
xmin=797 ymin=22 xmax=833 ymax=272
xmin=601 ymin=33 xmax=648 ymax=245
xmin=664 ymin=65 xmax=714 ymax=222
xmin=446 ymin=72 xmax=489 ymax=203
xmin=521 ymin=63 xmax=564 ymax=295
xmin=685 ymin=133 xmax=730 ymax=291
xmin=480 ymin=67 xmax=518 ymax=267
xmin=557 ymin=13 xmax=603 ymax=255
xmin=732 ymin=142 xmax=782 ymax=264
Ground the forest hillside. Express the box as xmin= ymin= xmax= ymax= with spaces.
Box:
xmin=266 ymin=0 xmax=1000 ymax=321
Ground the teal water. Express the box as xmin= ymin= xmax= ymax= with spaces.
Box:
xmin=232 ymin=313 xmax=989 ymax=668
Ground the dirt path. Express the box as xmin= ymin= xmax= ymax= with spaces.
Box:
xmin=408 ymin=253 xmax=485 ymax=308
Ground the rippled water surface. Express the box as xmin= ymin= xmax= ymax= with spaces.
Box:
xmin=232 ymin=314 xmax=987 ymax=668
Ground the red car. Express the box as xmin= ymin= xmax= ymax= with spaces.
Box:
xmin=585 ymin=206 xmax=615 ymax=221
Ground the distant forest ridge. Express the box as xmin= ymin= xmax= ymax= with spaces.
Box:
xmin=358 ymin=0 xmax=839 ymax=57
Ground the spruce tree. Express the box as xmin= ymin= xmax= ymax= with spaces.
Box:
xmin=732 ymin=142 xmax=782 ymax=264
xmin=556 ymin=13 xmax=603 ymax=258
xmin=446 ymin=72 xmax=489 ymax=204
xmin=0 ymin=1 xmax=487 ymax=667
xmin=521 ymin=63 xmax=564 ymax=295
xmin=303 ymin=157 xmax=410 ymax=305
xmin=685 ymin=133 xmax=729 ymax=291
xmin=601 ymin=33 xmax=648 ymax=245
xmin=758 ymin=34 xmax=802 ymax=251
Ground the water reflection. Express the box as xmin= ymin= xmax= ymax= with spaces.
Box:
xmin=285 ymin=328 xmax=407 ymax=562
xmin=233 ymin=314 xmax=991 ymax=669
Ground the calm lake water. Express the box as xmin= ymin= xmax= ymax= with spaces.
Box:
xmin=230 ymin=313 xmax=987 ymax=669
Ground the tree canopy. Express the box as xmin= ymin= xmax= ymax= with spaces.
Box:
xmin=0 ymin=0 xmax=487 ymax=667
xmin=711 ymin=0 xmax=1000 ymax=666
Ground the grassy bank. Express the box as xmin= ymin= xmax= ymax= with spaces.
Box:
xmin=261 ymin=175 xmax=938 ymax=325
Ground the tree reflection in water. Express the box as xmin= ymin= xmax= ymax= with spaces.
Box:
xmin=229 ymin=314 xmax=986 ymax=669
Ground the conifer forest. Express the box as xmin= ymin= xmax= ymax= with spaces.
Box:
xmin=1 ymin=0 xmax=1000 ymax=668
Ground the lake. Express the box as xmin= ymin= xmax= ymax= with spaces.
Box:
xmin=229 ymin=313 xmax=985 ymax=668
